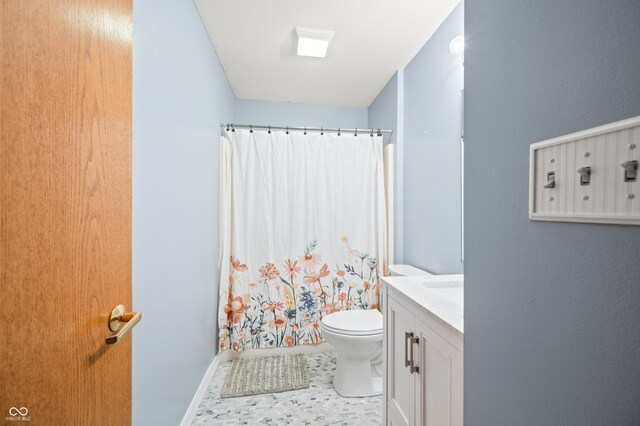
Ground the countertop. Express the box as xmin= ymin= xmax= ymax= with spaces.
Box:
xmin=382 ymin=274 xmax=464 ymax=334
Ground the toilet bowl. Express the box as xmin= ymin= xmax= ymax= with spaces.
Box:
xmin=321 ymin=309 xmax=383 ymax=397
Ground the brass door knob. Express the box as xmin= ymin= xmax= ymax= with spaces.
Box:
xmin=106 ymin=304 xmax=141 ymax=345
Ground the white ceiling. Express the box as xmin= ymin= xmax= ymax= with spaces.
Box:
xmin=195 ymin=0 xmax=460 ymax=108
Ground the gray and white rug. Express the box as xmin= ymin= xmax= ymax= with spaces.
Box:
xmin=221 ymin=354 xmax=309 ymax=398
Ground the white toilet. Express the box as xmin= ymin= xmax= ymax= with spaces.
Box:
xmin=321 ymin=309 xmax=384 ymax=397
xmin=321 ymin=264 xmax=432 ymax=397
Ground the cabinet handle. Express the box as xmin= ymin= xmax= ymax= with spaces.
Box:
xmin=409 ymin=335 xmax=419 ymax=374
xmin=404 ymin=331 xmax=413 ymax=367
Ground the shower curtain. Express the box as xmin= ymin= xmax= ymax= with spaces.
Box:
xmin=218 ymin=129 xmax=387 ymax=352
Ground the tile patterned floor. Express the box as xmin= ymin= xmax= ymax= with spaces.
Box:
xmin=192 ymin=352 xmax=383 ymax=426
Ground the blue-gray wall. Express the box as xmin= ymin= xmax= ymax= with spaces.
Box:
xmin=465 ymin=1 xmax=640 ymax=424
xmin=368 ymin=74 xmax=399 ymax=145
xmin=403 ymin=2 xmax=464 ymax=274
xmin=132 ymin=0 xmax=235 ymax=424
xmin=235 ymin=99 xmax=368 ymax=129
xmin=368 ymin=72 xmax=403 ymax=263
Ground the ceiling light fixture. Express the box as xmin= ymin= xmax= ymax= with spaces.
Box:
xmin=296 ymin=27 xmax=334 ymax=58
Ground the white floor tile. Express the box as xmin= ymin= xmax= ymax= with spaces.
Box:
xmin=192 ymin=352 xmax=383 ymax=425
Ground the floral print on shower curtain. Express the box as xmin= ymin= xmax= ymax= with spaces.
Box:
xmin=218 ymin=129 xmax=387 ymax=352
xmin=220 ymin=238 xmax=381 ymax=351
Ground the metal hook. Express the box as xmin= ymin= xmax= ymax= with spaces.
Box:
xmin=543 ymin=171 xmax=555 ymax=189
xmin=354 ymin=128 xmax=358 ymax=136
xmin=377 ymin=128 xmax=382 ymax=137
xmin=286 ymin=126 xmax=289 ymax=135
xmin=268 ymin=125 xmax=271 ymax=134
xmin=338 ymin=128 xmax=341 ymax=136
xmin=304 ymin=127 xmax=307 ymax=135
xmin=226 ymin=123 xmax=230 ymax=131
xmin=249 ymin=124 xmax=253 ymax=133
xmin=621 ymin=160 xmax=638 ymax=182
xmin=321 ymin=127 xmax=324 ymax=136
xmin=231 ymin=124 xmax=235 ymax=132
xmin=577 ymin=166 xmax=591 ymax=186
xmin=370 ymin=129 xmax=374 ymax=137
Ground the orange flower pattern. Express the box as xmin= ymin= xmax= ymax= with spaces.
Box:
xmin=283 ymin=259 xmax=301 ymax=278
xmin=230 ymin=256 xmax=248 ymax=272
xmin=220 ymin=239 xmax=381 ymax=352
xmin=259 ymin=263 xmax=280 ymax=280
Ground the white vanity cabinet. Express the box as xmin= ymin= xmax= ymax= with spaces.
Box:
xmin=383 ymin=280 xmax=463 ymax=426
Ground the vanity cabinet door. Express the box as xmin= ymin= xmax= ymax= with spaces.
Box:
xmin=414 ymin=319 xmax=463 ymax=426
xmin=386 ymin=296 xmax=416 ymax=426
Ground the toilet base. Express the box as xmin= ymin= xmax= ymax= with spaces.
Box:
xmin=332 ymin=354 xmax=383 ymax=397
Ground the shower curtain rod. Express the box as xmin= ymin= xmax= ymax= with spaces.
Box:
xmin=220 ymin=123 xmax=393 ymax=136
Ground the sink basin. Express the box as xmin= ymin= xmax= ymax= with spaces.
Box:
xmin=422 ymin=285 xmax=463 ymax=305
xmin=418 ymin=275 xmax=464 ymax=305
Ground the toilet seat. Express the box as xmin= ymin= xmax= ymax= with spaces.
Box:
xmin=321 ymin=310 xmax=382 ymax=336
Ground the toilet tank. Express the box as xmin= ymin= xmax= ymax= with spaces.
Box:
xmin=387 ymin=264 xmax=433 ymax=277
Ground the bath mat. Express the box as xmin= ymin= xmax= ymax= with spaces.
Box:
xmin=221 ymin=354 xmax=310 ymax=398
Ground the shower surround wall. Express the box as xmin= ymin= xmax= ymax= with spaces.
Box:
xmin=465 ymin=0 xmax=640 ymax=424
xmin=133 ymin=0 xmax=234 ymax=425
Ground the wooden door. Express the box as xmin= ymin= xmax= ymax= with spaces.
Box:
xmin=386 ymin=296 xmax=416 ymax=426
xmin=1 ymin=0 xmax=133 ymax=424
xmin=414 ymin=319 xmax=463 ymax=426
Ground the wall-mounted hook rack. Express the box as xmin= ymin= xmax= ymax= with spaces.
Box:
xmin=529 ymin=115 xmax=640 ymax=225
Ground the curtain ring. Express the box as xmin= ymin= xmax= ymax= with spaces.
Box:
xmin=268 ymin=125 xmax=271 ymax=134
xmin=354 ymin=128 xmax=358 ymax=136
xmin=370 ymin=128 xmax=374 ymax=137
xmin=286 ymin=126 xmax=289 ymax=135
xmin=338 ymin=128 xmax=341 ymax=136
xmin=226 ymin=123 xmax=230 ymax=131
xmin=231 ymin=124 xmax=235 ymax=132
xmin=377 ymin=128 xmax=382 ymax=137
xmin=250 ymin=124 xmax=253 ymax=133
xmin=304 ymin=127 xmax=307 ymax=135
xmin=321 ymin=127 xmax=324 ymax=136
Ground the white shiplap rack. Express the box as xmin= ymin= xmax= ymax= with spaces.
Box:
xmin=529 ymin=115 xmax=640 ymax=225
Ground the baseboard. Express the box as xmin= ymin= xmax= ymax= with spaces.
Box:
xmin=217 ymin=342 xmax=334 ymax=361
xmin=179 ymin=354 xmax=221 ymax=426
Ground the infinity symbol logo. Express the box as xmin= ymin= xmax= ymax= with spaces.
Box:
xmin=9 ymin=407 xmax=28 ymax=416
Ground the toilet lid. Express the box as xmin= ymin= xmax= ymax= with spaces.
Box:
xmin=321 ymin=309 xmax=383 ymax=336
